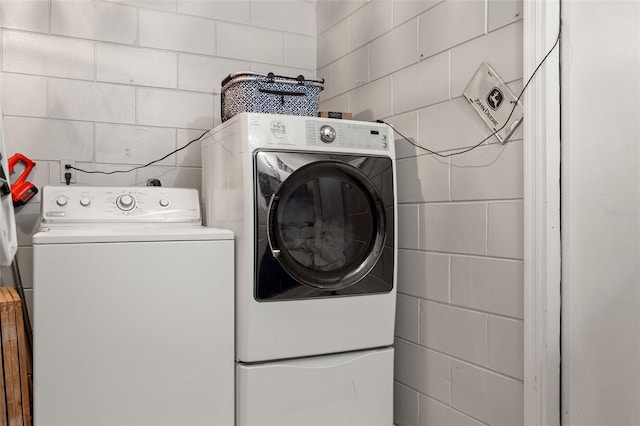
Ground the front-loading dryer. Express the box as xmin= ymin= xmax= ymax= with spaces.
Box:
xmin=203 ymin=113 xmax=396 ymax=425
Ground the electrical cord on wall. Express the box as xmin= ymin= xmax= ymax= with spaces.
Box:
xmin=65 ymin=130 xmax=209 ymax=176
xmin=66 ymin=22 xmax=561 ymax=178
xmin=380 ymin=20 xmax=562 ymax=158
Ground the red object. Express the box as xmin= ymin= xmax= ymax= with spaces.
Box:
xmin=8 ymin=153 xmax=38 ymax=207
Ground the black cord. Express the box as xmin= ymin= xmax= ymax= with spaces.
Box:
xmin=68 ymin=22 xmax=561 ymax=175
xmin=381 ymin=21 xmax=562 ymax=158
xmin=67 ymin=130 xmax=210 ymax=175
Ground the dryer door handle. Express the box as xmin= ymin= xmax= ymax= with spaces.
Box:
xmin=267 ymin=194 xmax=281 ymax=258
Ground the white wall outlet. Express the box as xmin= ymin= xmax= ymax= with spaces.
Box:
xmin=60 ymin=160 xmax=76 ymax=184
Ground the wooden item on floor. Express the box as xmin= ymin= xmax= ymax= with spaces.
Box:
xmin=0 ymin=287 xmax=32 ymax=426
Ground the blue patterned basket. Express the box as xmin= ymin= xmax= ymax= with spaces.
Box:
xmin=221 ymin=71 xmax=324 ymax=122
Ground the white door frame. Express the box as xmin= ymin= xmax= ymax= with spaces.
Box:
xmin=522 ymin=1 xmax=561 ymax=425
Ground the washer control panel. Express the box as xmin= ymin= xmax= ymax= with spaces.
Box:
xmin=41 ymin=186 xmax=201 ymax=223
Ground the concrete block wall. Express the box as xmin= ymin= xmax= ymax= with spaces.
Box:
xmin=0 ymin=0 xmax=316 ymax=314
xmin=316 ymin=0 xmax=524 ymax=424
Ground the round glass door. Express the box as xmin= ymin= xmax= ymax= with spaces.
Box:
xmin=267 ymin=161 xmax=386 ymax=291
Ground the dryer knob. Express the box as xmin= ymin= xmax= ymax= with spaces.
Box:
xmin=319 ymin=125 xmax=336 ymax=143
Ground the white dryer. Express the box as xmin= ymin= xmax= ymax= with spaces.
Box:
xmin=202 ymin=113 xmax=397 ymax=425
xmin=33 ymin=186 xmax=234 ymax=426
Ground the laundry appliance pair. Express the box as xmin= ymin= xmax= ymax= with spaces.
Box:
xmin=202 ymin=112 xmax=397 ymax=425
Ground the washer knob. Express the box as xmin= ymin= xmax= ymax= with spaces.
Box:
xmin=319 ymin=125 xmax=336 ymax=143
xmin=80 ymin=197 xmax=91 ymax=207
xmin=56 ymin=196 xmax=68 ymax=207
xmin=159 ymin=198 xmax=170 ymax=208
xmin=116 ymin=194 xmax=135 ymax=211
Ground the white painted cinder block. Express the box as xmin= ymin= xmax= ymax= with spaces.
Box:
xmin=284 ymin=34 xmax=315 ymax=70
xmin=451 ymin=360 xmax=524 ymax=425
xmin=135 ymin=165 xmax=201 ymax=191
xmin=330 ymin=46 xmax=369 ymax=96
xmin=97 ymin=44 xmax=178 ymax=88
xmin=350 ymin=77 xmax=392 ymax=121
xmin=397 ymin=204 xmax=420 ymax=250
xmin=420 ymin=396 xmax=484 ymax=426
xmin=394 ymin=382 xmax=419 ymax=426
xmin=318 ymin=92 xmax=349 ymax=115
xmin=51 ymin=0 xmax=137 ymax=44
xmin=450 ymin=140 xmax=524 ymax=201
xmin=70 ymin=162 xmax=139 ymax=187
xmin=0 ymin=73 xmax=47 ymax=117
xmin=11 ymin=201 xmax=40 ymax=246
xmin=397 ymin=153 xmax=449 ymax=203
xmin=419 ymin=395 xmax=484 ymax=426
xmin=176 ymin=129 xmax=207 ymax=167
xmin=177 ymin=0 xmax=249 ymax=23
xmin=50 ymin=79 xmax=136 ymax=124
xmin=179 ymin=55 xmax=250 ymax=93
xmin=393 ymin=0 xmax=443 ymax=28
xmin=385 ymin=112 xmax=418 ymax=159
xmin=397 ymin=249 xmax=449 ymax=303
xmin=487 ymin=200 xmax=524 ymax=259
xmin=328 ymin=0 xmax=367 ymax=30
xmin=251 ymin=1 xmax=315 ymax=36
xmin=395 ymin=294 xmax=420 ymax=343
xmin=417 ymin=97 xmax=494 ymax=153
xmin=139 ymin=8 xmax=216 ymax=55
xmin=95 ymin=123 xmax=176 ymax=166
xmin=137 ymin=88 xmax=213 ymax=129
xmin=350 ymin=0 xmax=393 ymax=50
xmin=2 ymin=116 xmax=93 ymax=161
xmin=419 ymin=202 xmax=486 ymax=255
xmin=488 ymin=316 xmax=524 ymax=380
xmin=451 ymin=256 xmax=524 ymax=319
xmin=394 ymin=339 xmax=451 ymax=403
xmin=420 ymin=301 xmax=487 ymax=365
xmin=371 ymin=19 xmax=418 ymax=81
xmin=2 ymin=31 xmax=94 ymax=80
xmin=393 ymin=51 xmax=449 ymax=115
xmin=217 ymin=22 xmax=283 ymax=64
xmin=316 ymin=65 xmax=331 ymax=101
xmin=315 ymin=0 xmax=333 ymax=35
xmin=450 ymin=22 xmax=523 ymax=97
xmin=316 ymin=18 xmax=349 ymax=69
xmin=0 ymin=0 xmax=50 ymax=32
xmin=488 ymin=0 xmax=523 ymax=32
xmin=110 ymin=0 xmax=177 ymax=13
xmin=418 ymin=0 xmax=485 ymax=60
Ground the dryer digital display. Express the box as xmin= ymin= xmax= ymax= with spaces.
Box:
xmin=254 ymin=151 xmax=394 ymax=301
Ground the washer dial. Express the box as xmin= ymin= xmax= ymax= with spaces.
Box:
xmin=116 ymin=193 xmax=136 ymax=211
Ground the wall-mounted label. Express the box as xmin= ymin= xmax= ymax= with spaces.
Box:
xmin=463 ymin=62 xmax=524 ymax=144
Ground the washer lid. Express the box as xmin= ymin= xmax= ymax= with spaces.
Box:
xmin=33 ymin=226 xmax=234 ymax=244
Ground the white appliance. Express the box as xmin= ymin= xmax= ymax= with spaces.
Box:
xmin=33 ymin=186 xmax=234 ymax=426
xmin=202 ymin=113 xmax=397 ymax=425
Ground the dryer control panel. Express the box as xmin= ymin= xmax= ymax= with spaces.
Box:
xmin=40 ymin=186 xmax=201 ymax=223
xmin=305 ymin=120 xmax=390 ymax=151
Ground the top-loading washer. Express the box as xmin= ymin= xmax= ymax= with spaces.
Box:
xmin=33 ymin=186 xmax=234 ymax=426
xmin=202 ymin=112 xmax=396 ymax=363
